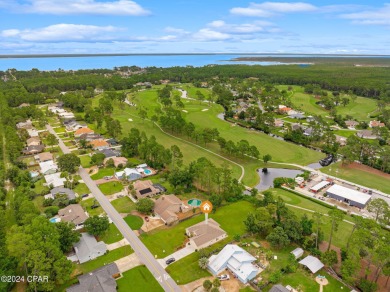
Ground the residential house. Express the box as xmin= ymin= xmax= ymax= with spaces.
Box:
xmin=115 ymin=168 xmax=142 ymax=181
xmin=291 ymin=123 xmax=302 ymax=131
xmin=303 ymin=127 xmax=314 ymax=136
xmin=154 ymin=195 xmax=188 ymax=225
xmin=71 ymin=233 xmax=107 ymax=264
xmin=269 ymin=284 xmax=290 ymax=292
xmin=335 ymin=135 xmax=347 ymax=146
xmin=369 ymin=120 xmax=385 ymax=128
xmin=58 ymin=204 xmax=88 ymax=228
xmin=45 ymin=187 xmax=76 ymax=201
xmin=345 ymin=120 xmax=359 ymax=129
xmin=357 ymin=130 xmax=378 ymax=140
xmin=44 ymin=173 xmax=66 ymax=188
xmin=34 ymin=152 xmax=54 ymax=163
xmin=65 ymin=121 xmax=86 ymax=131
xmin=27 ymin=128 xmax=39 ymax=137
xmin=185 ymin=219 xmax=227 ymax=249
xmin=16 ymin=119 xmax=32 ymax=130
xmin=104 ymin=156 xmax=128 ymax=168
xmin=58 ymin=111 xmax=75 ymax=119
xmin=106 ymin=138 xmax=119 ymax=146
xmin=76 ymin=133 xmax=103 ymax=142
xmin=39 ymin=160 xmax=58 ymax=175
xmin=66 ymin=263 xmax=119 ymax=292
xmin=99 ymin=148 xmax=120 ymax=158
xmin=23 ymin=145 xmax=44 ymax=155
xmin=207 ymin=244 xmax=259 ymax=284
xmin=26 ymin=137 xmax=41 ymax=146
xmin=74 ymin=127 xmax=94 ymax=138
xmin=289 ymin=113 xmax=305 ymax=119
xmin=89 ymin=140 xmax=110 ymax=151
xmin=274 ymin=119 xmax=284 ymax=127
xmin=132 ymin=180 xmax=161 ymax=199
xmin=299 ymin=255 xmax=324 ymax=274
xmin=278 ymin=107 xmax=291 ymax=114
xmin=18 ymin=103 xmax=30 ymax=108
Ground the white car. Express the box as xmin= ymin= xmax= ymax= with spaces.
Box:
xmin=217 ymin=274 xmax=230 ymax=281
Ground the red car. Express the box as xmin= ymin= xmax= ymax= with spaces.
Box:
xmin=144 ymin=216 xmax=149 ymax=222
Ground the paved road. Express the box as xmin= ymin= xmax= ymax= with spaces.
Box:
xmin=47 ymin=124 xmax=181 ymax=292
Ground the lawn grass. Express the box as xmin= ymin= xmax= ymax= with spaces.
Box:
xmin=80 ymin=197 xmax=105 ymax=216
xmin=54 ymin=126 xmax=66 ymax=133
xmin=321 ymin=162 xmax=390 ymax=194
xmin=333 ymin=130 xmax=357 ymax=138
xmin=32 ymin=178 xmax=49 ymax=195
xmin=117 ymin=265 xmax=163 ymax=292
xmin=124 ymin=215 xmax=143 ymax=230
xmin=91 ymin=167 xmax=116 ymax=180
xmin=240 ymin=287 xmax=255 ymax=292
xmin=79 ymin=155 xmax=91 ymax=168
xmin=111 ymin=196 xmax=136 ymax=213
xmin=98 ymin=181 xmax=124 ymax=195
xmin=140 ymin=201 xmax=255 ymax=258
xmin=99 ymin=223 xmax=124 ymax=244
xmin=166 ymin=252 xmax=211 ymax=285
xmin=73 ymin=183 xmax=90 ymax=195
xmin=78 ymin=245 xmax=132 ymax=273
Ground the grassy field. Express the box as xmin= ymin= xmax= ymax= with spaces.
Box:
xmin=78 ymin=245 xmax=132 ymax=274
xmin=99 ymin=223 xmax=124 ymax=244
xmin=140 ymin=201 xmax=254 ymax=258
xmin=98 ymin=181 xmax=124 ymax=195
xmin=124 ymin=215 xmax=143 ymax=230
xmin=286 ymin=85 xmax=377 ymax=121
xmin=321 ymin=162 xmax=390 ymax=194
xmin=91 ymin=167 xmax=116 ymax=180
xmin=332 ymin=130 xmax=357 ymax=138
xmin=79 ymin=155 xmax=91 ymax=168
xmin=166 ymin=252 xmax=211 ymax=284
xmin=111 ymin=196 xmax=136 ymax=213
xmin=73 ymin=183 xmax=89 ymax=195
xmin=269 ymin=188 xmax=354 ymax=248
xmin=80 ymin=197 xmax=104 ymax=216
xmin=117 ymin=265 xmax=163 ymax=292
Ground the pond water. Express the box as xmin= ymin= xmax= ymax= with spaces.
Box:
xmin=255 ymin=168 xmax=303 ymax=191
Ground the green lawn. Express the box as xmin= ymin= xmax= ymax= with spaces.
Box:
xmin=32 ymin=178 xmax=49 ymax=195
xmin=117 ymin=265 xmax=163 ymax=292
xmin=99 ymin=223 xmax=124 ymax=244
xmin=124 ymin=215 xmax=143 ymax=230
xmin=333 ymin=130 xmax=357 ymax=138
xmin=73 ymin=183 xmax=90 ymax=195
xmin=98 ymin=181 xmax=124 ymax=195
xmin=79 ymin=155 xmax=92 ymax=168
xmin=78 ymin=245 xmax=132 ymax=274
xmin=54 ymin=126 xmax=66 ymax=133
xmin=321 ymin=162 xmax=390 ymax=194
xmin=91 ymin=167 xmax=116 ymax=180
xmin=80 ymin=197 xmax=105 ymax=216
xmin=141 ymin=201 xmax=255 ymax=258
xmin=111 ymin=196 xmax=136 ymax=213
xmin=166 ymin=252 xmax=211 ymax=284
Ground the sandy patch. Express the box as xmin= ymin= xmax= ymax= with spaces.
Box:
xmin=182 ymin=110 xmax=188 ymax=113
xmin=128 ymin=118 xmax=133 ymax=121
xmin=201 ymin=109 xmax=209 ymax=112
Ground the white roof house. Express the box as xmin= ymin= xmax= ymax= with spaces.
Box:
xmin=27 ymin=128 xmax=39 ymax=137
xmin=326 ymin=184 xmax=371 ymax=208
xmin=299 ymin=255 xmax=324 ymax=273
xmin=39 ymin=160 xmax=58 ymax=175
xmin=290 ymin=247 xmax=304 ymax=259
xmin=115 ymin=168 xmax=142 ymax=181
xmin=310 ymin=181 xmax=331 ymax=193
xmin=44 ymin=173 xmax=66 ymax=188
xmin=73 ymin=233 xmax=107 ymax=264
xmin=208 ymin=244 xmax=259 ymax=284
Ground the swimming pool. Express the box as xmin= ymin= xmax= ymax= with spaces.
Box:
xmin=188 ymin=199 xmax=202 ymax=207
xmin=144 ymin=169 xmax=152 ymax=175
xmin=49 ymin=217 xmax=60 ymax=223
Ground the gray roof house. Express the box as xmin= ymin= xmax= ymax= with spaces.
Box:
xmin=73 ymin=233 xmax=107 ymax=264
xmin=58 ymin=204 xmax=88 ymax=227
xmin=269 ymin=284 xmax=290 ymax=292
xmin=290 ymin=247 xmax=304 ymax=259
xmin=299 ymin=255 xmax=324 ymax=274
xmin=186 ymin=219 xmax=227 ymax=249
xmin=44 ymin=187 xmax=76 ymax=201
xmin=67 ymin=263 xmax=119 ymax=292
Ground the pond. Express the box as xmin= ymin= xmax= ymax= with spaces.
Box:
xmin=255 ymin=168 xmax=303 ymax=191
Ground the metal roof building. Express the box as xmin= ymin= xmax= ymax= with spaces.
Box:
xmin=326 ymin=184 xmax=371 ymax=208
xmin=299 ymin=255 xmax=324 ymax=274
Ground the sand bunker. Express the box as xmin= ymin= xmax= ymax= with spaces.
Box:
xmin=128 ymin=118 xmax=133 ymax=122
xmin=182 ymin=110 xmax=188 ymax=113
xmin=202 ymin=109 xmax=209 ymax=112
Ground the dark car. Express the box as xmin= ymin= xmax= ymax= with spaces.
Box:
xmin=165 ymin=258 xmax=175 ymax=265
xmin=91 ymin=204 xmax=99 ymax=209
xmin=144 ymin=216 xmax=149 ymax=222
xmin=81 ymin=194 xmax=89 ymax=198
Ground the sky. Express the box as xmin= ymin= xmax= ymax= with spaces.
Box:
xmin=0 ymin=0 xmax=389 ymax=55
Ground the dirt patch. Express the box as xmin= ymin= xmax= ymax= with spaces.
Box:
xmin=345 ymin=162 xmax=390 ymax=179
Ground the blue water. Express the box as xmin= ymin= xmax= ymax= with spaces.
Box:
xmin=0 ymin=54 xmax=309 ymax=71
xmin=144 ymin=169 xmax=152 ymax=175
xmin=49 ymin=218 xmax=59 ymax=223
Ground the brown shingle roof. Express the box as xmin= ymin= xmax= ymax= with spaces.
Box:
xmin=154 ymin=195 xmax=182 ymax=222
xmin=89 ymin=140 xmax=109 ymax=148
xmin=133 ymin=180 xmax=161 ymax=199
xmin=74 ymin=127 xmax=94 ymax=135
xmin=35 ymin=152 xmax=53 ymax=162
xmin=58 ymin=204 xmax=88 ymax=225
xmin=186 ymin=219 xmax=227 ymax=247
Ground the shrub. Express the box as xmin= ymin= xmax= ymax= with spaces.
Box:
xmin=44 ymin=206 xmax=59 ymax=217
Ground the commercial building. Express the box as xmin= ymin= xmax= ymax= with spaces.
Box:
xmin=326 ymin=184 xmax=371 ymax=208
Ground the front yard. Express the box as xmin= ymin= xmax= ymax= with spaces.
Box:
xmin=111 ymin=196 xmax=136 ymax=213
xmin=117 ymin=265 xmax=163 ymax=292
xmin=99 ymin=223 xmax=124 ymax=244
xmin=98 ymin=181 xmax=124 ymax=195
xmin=124 ymin=215 xmax=143 ymax=230
xmin=91 ymin=167 xmax=116 ymax=180
xmin=80 ymin=197 xmax=104 ymax=216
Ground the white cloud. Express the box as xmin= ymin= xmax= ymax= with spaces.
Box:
xmin=207 ymin=20 xmax=273 ymax=34
xmin=192 ymin=29 xmax=231 ymax=41
xmin=6 ymin=0 xmax=150 ymax=16
xmin=341 ymin=4 xmax=390 ymax=26
xmin=1 ymin=24 xmax=123 ymax=42
xmin=164 ymin=27 xmax=189 ymax=35
xmin=231 ymin=2 xmax=316 ymax=17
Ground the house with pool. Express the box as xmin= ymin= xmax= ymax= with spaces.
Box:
xmin=115 ymin=163 xmax=155 ymax=181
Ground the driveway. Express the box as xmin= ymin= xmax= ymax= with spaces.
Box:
xmin=115 ymin=253 xmax=142 ymax=273
xmin=158 ymin=245 xmax=196 ymax=269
